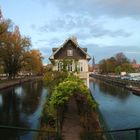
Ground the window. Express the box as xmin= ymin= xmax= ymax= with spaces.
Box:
xmin=76 ymin=62 xmax=83 ymax=72
xmin=67 ymin=50 xmax=73 ymax=56
xmin=79 ymin=62 xmax=83 ymax=72
xmin=57 ymin=62 xmax=62 ymax=71
xmin=67 ymin=63 xmax=73 ymax=71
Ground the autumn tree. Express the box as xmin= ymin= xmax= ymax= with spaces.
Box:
xmin=0 ymin=9 xmax=11 ymax=67
xmin=0 ymin=9 xmax=31 ymax=78
xmin=99 ymin=52 xmax=134 ymax=74
xmin=115 ymin=52 xmax=129 ymax=65
xmin=99 ymin=59 xmax=107 ymax=74
xmin=23 ymin=50 xmax=43 ymax=75
xmin=0 ymin=9 xmax=10 ymax=36
xmin=106 ymin=57 xmax=117 ymax=73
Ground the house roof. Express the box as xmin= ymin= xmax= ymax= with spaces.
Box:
xmin=49 ymin=37 xmax=91 ymax=61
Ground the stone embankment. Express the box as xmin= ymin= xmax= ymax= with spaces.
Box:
xmin=0 ymin=76 xmax=43 ymax=90
xmin=90 ymin=74 xmax=140 ymax=96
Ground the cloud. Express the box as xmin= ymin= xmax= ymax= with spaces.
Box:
xmin=125 ymin=51 xmax=140 ymax=55
xmin=32 ymin=0 xmax=49 ymax=7
xmin=30 ymin=24 xmax=36 ymax=30
xmin=90 ymin=28 xmax=131 ymax=38
xmin=27 ymin=0 xmax=140 ymax=64
xmin=48 ymin=0 xmax=140 ymax=19
xmin=84 ymin=43 xmax=140 ymax=63
xmin=38 ymin=15 xmax=131 ymax=39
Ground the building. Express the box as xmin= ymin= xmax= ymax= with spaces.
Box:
xmin=131 ymin=59 xmax=140 ymax=72
xmin=49 ymin=37 xmax=91 ymax=87
xmin=93 ymin=64 xmax=100 ymax=73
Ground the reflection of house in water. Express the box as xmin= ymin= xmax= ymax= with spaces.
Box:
xmin=49 ymin=37 xmax=91 ymax=87
xmin=0 ymin=95 xmax=2 ymax=106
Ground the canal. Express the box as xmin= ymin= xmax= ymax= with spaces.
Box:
xmin=0 ymin=80 xmax=47 ymax=140
xmin=90 ymin=78 xmax=140 ymax=140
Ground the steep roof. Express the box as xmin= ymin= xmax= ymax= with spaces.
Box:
xmin=49 ymin=37 xmax=91 ymax=61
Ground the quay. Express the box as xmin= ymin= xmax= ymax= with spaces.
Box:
xmin=90 ymin=74 xmax=140 ymax=95
xmin=0 ymin=76 xmax=43 ymax=90
xmin=126 ymin=85 xmax=140 ymax=95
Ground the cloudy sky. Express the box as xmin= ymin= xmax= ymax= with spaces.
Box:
xmin=1 ymin=0 xmax=140 ymax=64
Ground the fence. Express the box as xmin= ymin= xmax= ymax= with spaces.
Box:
xmin=0 ymin=125 xmax=140 ymax=140
xmin=0 ymin=125 xmax=56 ymax=140
xmin=96 ymin=127 xmax=140 ymax=140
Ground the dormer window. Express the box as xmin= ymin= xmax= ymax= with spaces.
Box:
xmin=67 ymin=49 xmax=73 ymax=56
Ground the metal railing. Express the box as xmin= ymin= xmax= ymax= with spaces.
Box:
xmin=96 ymin=127 xmax=140 ymax=140
xmin=0 ymin=125 xmax=57 ymax=140
xmin=0 ymin=125 xmax=140 ymax=140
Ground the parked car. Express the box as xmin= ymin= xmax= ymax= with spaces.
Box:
xmin=121 ymin=76 xmax=130 ymax=80
xmin=131 ymin=77 xmax=140 ymax=81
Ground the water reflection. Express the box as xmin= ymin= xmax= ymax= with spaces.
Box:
xmin=15 ymin=87 xmax=24 ymax=98
xmin=0 ymin=80 xmax=47 ymax=140
xmin=93 ymin=79 xmax=130 ymax=100
xmin=21 ymin=81 xmax=43 ymax=114
xmin=0 ymin=95 xmax=2 ymax=106
xmin=90 ymin=78 xmax=140 ymax=140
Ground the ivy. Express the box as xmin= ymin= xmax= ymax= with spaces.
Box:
xmin=49 ymin=75 xmax=97 ymax=109
xmin=43 ymin=71 xmax=68 ymax=94
xmin=41 ymin=74 xmax=97 ymax=139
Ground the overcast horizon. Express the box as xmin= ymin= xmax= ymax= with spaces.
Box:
xmin=1 ymin=0 xmax=140 ymax=64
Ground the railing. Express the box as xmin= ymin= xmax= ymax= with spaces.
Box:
xmin=0 ymin=125 xmax=140 ymax=140
xmin=96 ymin=127 xmax=140 ymax=140
xmin=0 ymin=125 xmax=56 ymax=140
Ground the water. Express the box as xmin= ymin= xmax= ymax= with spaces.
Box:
xmin=0 ymin=80 xmax=47 ymax=140
xmin=90 ymin=78 xmax=140 ymax=140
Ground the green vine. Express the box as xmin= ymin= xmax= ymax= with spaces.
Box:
xmin=40 ymin=74 xmax=98 ymax=139
xmin=49 ymin=75 xmax=97 ymax=109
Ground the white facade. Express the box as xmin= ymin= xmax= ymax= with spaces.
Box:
xmin=52 ymin=59 xmax=89 ymax=73
xmin=49 ymin=37 xmax=91 ymax=88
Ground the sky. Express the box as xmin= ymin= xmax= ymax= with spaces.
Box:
xmin=1 ymin=0 xmax=140 ymax=64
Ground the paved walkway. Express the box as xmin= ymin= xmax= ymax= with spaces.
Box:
xmin=62 ymin=98 xmax=82 ymax=140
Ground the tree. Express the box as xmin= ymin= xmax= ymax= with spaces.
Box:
xmin=0 ymin=9 xmax=31 ymax=78
xmin=115 ymin=52 xmax=129 ymax=66
xmin=115 ymin=66 xmax=122 ymax=74
xmin=121 ymin=63 xmax=135 ymax=73
xmin=23 ymin=50 xmax=43 ymax=75
xmin=99 ymin=59 xmax=107 ymax=74
xmin=106 ymin=57 xmax=117 ymax=73
xmin=0 ymin=23 xmax=31 ymax=78
xmin=0 ymin=9 xmax=12 ymax=66
xmin=0 ymin=9 xmax=11 ymax=36
xmin=99 ymin=52 xmax=133 ymax=74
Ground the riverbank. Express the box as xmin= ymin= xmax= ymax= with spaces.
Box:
xmin=90 ymin=74 xmax=140 ymax=96
xmin=0 ymin=76 xmax=43 ymax=90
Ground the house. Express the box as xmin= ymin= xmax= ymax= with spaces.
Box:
xmin=49 ymin=37 xmax=91 ymax=87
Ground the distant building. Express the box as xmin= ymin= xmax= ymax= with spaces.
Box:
xmin=131 ymin=59 xmax=140 ymax=72
xmin=93 ymin=64 xmax=100 ymax=73
xmin=92 ymin=56 xmax=95 ymax=67
xmin=49 ymin=37 xmax=91 ymax=87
